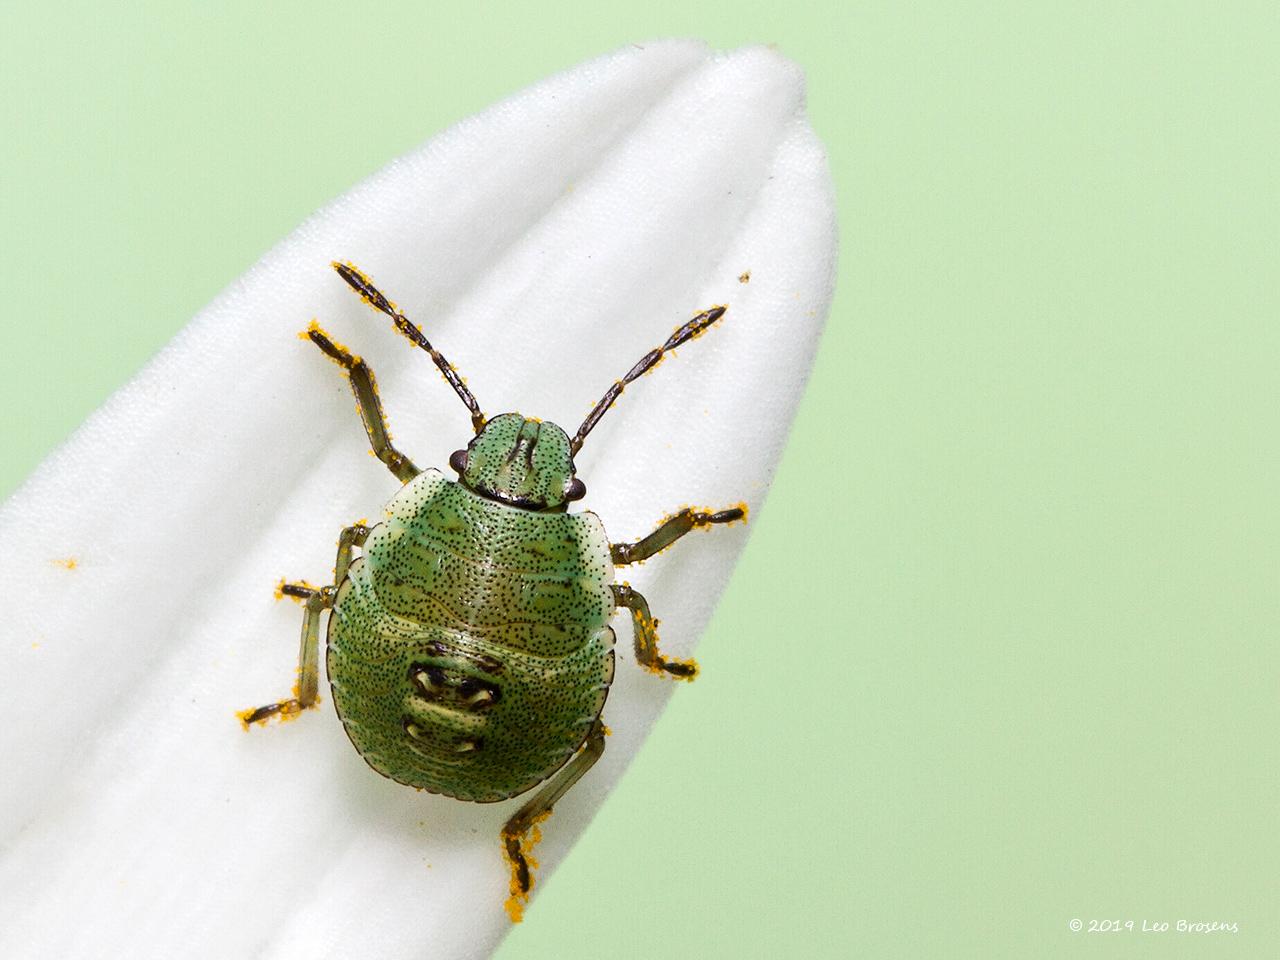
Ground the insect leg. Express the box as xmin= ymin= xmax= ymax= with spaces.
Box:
xmin=306 ymin=322 xmax=420 ymax=483
xmin=612 ymin=583 xmax=698 ymax=680
xmin=238 ymin=587 xmax=333 ymax=727
xmin=332 ymin=522 xmax=370 ymax=584
xmin=239 ymin=524 xmax=370 ymax=728
xmin=501 ymin=718 xmax=607 ymax=921
xmin=610 ymin=505 xmax=746 ymax=565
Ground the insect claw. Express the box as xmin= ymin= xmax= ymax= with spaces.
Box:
xmin=277 ymin=580 xmax=318 ymax=602
xmin=661 ymin=658 xmax=699 ymax=680
xmin=237 ymin=702 xmax=288 ymax=728
xmin=238 ymin=705 xmax=276 ymax=726
xmin=707 ymin=506 xmax=746 ymax=524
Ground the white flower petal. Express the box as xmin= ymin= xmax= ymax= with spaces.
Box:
xmin=0 ymin=40 xmax=835 ymax=959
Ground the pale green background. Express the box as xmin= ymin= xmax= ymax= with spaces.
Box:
xmin=2 ymin=3 xmax=1275 ymax=958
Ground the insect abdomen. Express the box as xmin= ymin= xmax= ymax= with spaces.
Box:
xmin=325 ymin=470 xmax=617 ymax=801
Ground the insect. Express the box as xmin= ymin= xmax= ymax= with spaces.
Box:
xmin=240 ymin=262 xmax=745 ymax=920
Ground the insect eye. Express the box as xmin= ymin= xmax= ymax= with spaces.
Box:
xmin=449 ymin=449 xmax=468 ymax=474
xmin=564 ymin=478 xmax=586 ymax=502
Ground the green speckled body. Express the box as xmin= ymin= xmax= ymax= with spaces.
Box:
xmin=326 ymin=468 xmax=617 ymax=803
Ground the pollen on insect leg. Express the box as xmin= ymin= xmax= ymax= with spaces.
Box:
xmin=647 ymin=654 xmax=700 ymax=681
xmin=236 ymin=699 xmax=301 ymax=730
xmin=689 ymin=502 xmax=749 ymax=530
xmin=236 ymin=680 xmax=319 ymax=729
xmin=502 ymin=809 xmax=553 ymax=923
xmin=636 ymin=612 xmax=699 ymax=681
xmin=303 ymin=320 xmax=361 ymax=368
xmin=275 ymin=578 xmax=319 ymax=602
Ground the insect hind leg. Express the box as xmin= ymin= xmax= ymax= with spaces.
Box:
xmin=501 ymin=717 xmax=607 ymax=922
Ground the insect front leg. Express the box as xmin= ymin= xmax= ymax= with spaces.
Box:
xmin=612 ymin=583 xmax=698 ymax=680
xmin=610 ymin=505 xmax=746 ymax=565
xmin=238 ymin=523 xmax=370 ymax=728
xmin=501 ymin=717 xmax=607 ymax=922
xmin=306 ymin=322 xmax=420 ymax=483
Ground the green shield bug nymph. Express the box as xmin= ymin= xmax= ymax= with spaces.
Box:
xmin=240 ymin=262 xmax=746 ymax=921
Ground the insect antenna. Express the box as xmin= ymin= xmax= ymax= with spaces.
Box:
xmin=570 ymin=303 xmax=727 ymax=454
xmin=333 ymin=261 xmax=487 ymax=433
